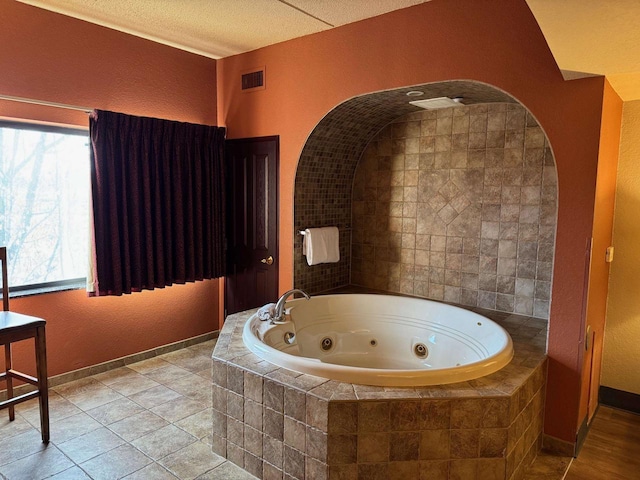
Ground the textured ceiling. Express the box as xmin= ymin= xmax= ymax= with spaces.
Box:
xmin=16 ymin=0 xmax=430 ymax=59
xmin=17 ymin=0 xmax=640 ymax=100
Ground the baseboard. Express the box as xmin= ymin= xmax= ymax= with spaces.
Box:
xmin=544 ymin=389 xmax=639 ymax=460
xmin=1 ymin=331 xmax=218 ymax=401
xmin=600 ymin=386 xmax=640 ymax=414
xmin=542 ymin=433 xmax=576 ymax=457
xmin=575 ymin=413 xmax=591 ymax=456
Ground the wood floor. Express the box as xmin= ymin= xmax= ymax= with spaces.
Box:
xmin=565 ymin=406 xmax=640 ymax=480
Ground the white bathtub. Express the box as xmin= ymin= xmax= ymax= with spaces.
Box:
xmin=242 ymin=294 xmax=514 ymax=387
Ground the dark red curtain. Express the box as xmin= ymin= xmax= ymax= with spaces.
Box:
xmin=89 ymin=109 xmax=225 ymax=296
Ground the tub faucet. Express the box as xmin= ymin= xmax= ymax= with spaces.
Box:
xmin=272 ymin=289 xmax=310 ymax=323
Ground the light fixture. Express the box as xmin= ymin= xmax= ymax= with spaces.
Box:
xmin=409 ymin=96 xmax=465 ymax=109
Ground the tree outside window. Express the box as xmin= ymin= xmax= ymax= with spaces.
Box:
xmin=0 ymin=123 xmax=89 ymax=288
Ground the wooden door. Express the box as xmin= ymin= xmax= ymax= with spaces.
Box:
xmin=225 ymin=136 xmax=279 ymax=315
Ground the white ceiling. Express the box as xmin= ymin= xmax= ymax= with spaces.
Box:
xmin=16 ymin=0 xmax=431 ymax=59
xmin=16 ymin=0 xmax=640 ymax=100
xmin=526 ymin=0 xmax=640 ymax=101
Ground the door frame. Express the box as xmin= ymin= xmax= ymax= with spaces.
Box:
xmin=223 ymin=135 xmax=279 ymax=319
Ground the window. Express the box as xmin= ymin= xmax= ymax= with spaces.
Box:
xmin=0 ymin=122 xmax=89 ymax=290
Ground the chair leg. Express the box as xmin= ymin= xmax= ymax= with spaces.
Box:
xmin=4 ymin=343 xmax=14 ymax=421
xmin=35 ymin=326 xmax=49 ymax=443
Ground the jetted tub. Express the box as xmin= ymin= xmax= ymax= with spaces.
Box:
xmin=242 ymin=294 xmax=514 ymax=386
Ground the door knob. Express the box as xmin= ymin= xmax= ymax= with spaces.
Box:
xmin=261 ymin=255 xmax=274 ymax=265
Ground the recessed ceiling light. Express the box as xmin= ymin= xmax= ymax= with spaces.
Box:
xmin=406 ymin=91 xmax=424 ymax=97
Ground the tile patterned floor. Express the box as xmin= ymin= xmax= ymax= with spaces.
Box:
xmin=522 ymin=452 xmax=572 ymax=480
xmin=0 ymin=339 xmax=258 ymax=480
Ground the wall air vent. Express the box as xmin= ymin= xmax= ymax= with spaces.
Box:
xmin=242 ymin=68 xmax=265 ymax=91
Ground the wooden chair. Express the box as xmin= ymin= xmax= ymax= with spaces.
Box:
xmin=0 ymin=246 xmax=49 ymax=443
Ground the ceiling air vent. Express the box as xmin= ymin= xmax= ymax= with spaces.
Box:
xmin=242 ymin=68 xmax=265 ymax=91
xmin=410 ymin=97 xmax=464 ymax=109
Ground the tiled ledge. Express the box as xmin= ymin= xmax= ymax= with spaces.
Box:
xmin=212 ymin=300 xmax=547 ymax=480
xmin=213 ymin=304 xmax=546 ymax=402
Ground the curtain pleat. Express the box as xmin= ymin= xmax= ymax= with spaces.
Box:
xmin=89 ymin=109 xmax=225 ymax=296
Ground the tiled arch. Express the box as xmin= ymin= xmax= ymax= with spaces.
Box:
xmin=293 ymin=80 xmax=556 ymax=319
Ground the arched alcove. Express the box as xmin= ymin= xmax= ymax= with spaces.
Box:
xmin=294 ymin=80 xmax=557 ymax=322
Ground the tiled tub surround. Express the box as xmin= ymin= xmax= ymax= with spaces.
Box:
xmin=212 ymin=306 xmax=547 ymax=480
xmin=293 ymin=82 xmax=518 ymax=295
xmin=351 ymin=104 xmax=557 ymax=319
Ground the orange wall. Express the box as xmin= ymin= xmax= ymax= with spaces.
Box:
xmin=0 ymin=1 xmax=216 ymax=125
xmin=217 ymin=0 xmax=605 ymax=443
xmin=0 ymin=1 xmax=220 ymax=376
xmin=7 ymin=282 xmax=218 ymax=377
xmin=579 ymin=80 xmax=622 ymax=424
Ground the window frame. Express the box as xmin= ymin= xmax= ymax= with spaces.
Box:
xmin=0 ymin=120 xmax=90 ymax=297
